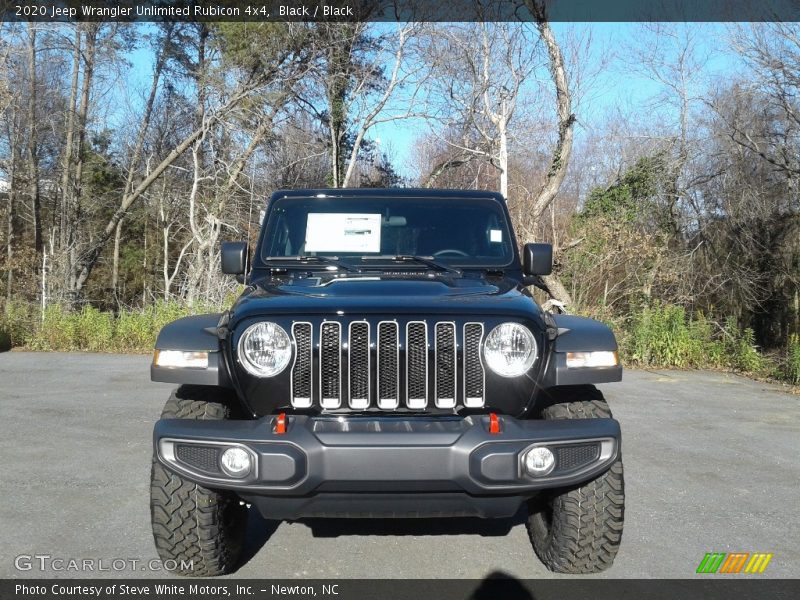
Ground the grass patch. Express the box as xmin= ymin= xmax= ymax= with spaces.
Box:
xmin=622 ymin=303 xmax=766 ymax=374
xmin=20 ymin=301 xmax=217 ymax=353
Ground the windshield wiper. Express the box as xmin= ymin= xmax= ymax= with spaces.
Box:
xmin=265 ymin=256 xmax=359 ymax=272
xmin=360 ymin=255 xmax=461 ymax=275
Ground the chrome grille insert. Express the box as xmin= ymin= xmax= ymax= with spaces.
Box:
xmin=348 ymin=321 xmax=370 ymax=409
xmin=435 ymin=322 xmax=457 ymax=408
xmin=289 ymin=319 xmax=487 ymax=410
xmin=463 ymin=323 xmax=485 ymax=407
xmin=377 ymin=321 xmax=399 ymax=409
xmin=406 ymin=321 xmax=428 ymax=409
xmin=290 ymin=322 xmax=312 ymax=408
xmin=320 ymin=322 xmax=342 ymax=409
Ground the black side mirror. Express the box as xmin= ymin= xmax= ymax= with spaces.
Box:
xmin=221 ymin=241 xmax=248 ymax=275
xmin=523 ymin=243 xmax=553 ymax=276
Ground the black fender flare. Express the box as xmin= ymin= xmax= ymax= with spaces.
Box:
xmin=541 ymin=314 xmax=622 ymax=387
xmin=151 ymin=314 xmax=232 ymax=387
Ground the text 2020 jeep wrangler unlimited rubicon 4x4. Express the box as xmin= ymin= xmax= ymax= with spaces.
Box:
xmin=150 ymin=188 xmax=624 ymax=576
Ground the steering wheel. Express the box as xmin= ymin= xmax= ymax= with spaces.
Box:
xmin=433 ymin=249 xmax=469 ymax=257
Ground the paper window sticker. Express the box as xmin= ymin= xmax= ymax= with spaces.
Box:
xmin=305 ymin=213 xmax=382 ymax=253
xmin=490 ymin=229 xmax=503 ymax=243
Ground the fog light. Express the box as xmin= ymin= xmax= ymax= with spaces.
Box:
xmin=220 ymin=447 xmax=252 ymax=478
xmin=523 ymin=446 xmax=555 ymax=476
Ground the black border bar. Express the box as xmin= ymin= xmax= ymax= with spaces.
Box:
xmin=4 ymin=579 xmax=800 ymax=600
xmin=3 ymin=0 xmax=800 ymax=23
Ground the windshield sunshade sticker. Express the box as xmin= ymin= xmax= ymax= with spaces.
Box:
xmin=304 ymin=213 xmax=382 ymax=253
xmin=489 ymin=229 xmax=503 ymax=243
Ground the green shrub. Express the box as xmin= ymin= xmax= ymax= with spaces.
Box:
xmin=115 ymin=310 xmax=156 ymax=352
xmin=0 ymin=324 xmax=9 ymax=352
xmin=23 ymin=300 xmax=212 ymax=353
xmin=623 ymin=303 xmax=768 ymax=376
xmin=0 ymin=301 xmax=38 ymax=349
xmin=629 ymin=304 xmax=696 ymax=368
xmin=30 ymin=304 xmax=77 ymax=351
xmin=76 ymin=306 xmax=114 ymax=352
xmin=785 ymin=334 xmax=800 ymax=385
xmin=720 ymin=321 xmax=765 ymax=374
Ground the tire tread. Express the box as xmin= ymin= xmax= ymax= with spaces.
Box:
xmin=150 ymin=386 xmax=246 ymax=577
xmin=527 ymin=389 xmax=624 ymax=574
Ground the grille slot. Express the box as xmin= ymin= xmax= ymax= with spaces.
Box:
xmin=435 ymin=322 xmax=457 ymax=408
xmin=291 ymin=322 xmax=312 ymax=408
xmin=348 ymin=321 xmax=370 ymax=409
xmin=406 ymin=321 xmax=428 ymax=408
xmin=320 ymin=322 xmax=342 ymax=409
xmin=377 ymin=321 xmax=399 ymax=409
xmin=463 ymin=323 xmax=485 ymax=407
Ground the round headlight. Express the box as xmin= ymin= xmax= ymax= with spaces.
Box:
xmin=237 ymin=321 xmax=292 ymax=377
xmin=483 ymin=322 xmax=537 ymax=377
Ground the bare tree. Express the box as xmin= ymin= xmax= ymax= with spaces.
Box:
xmin=25 ymin=24 xmax=42 ymax=257
xmin=421 ymin=22 xmax=538 ymax=198
xmin=724 ymin=23 xmax=800 ymax=178
xmin=341 ymin=23 xmax=425 ymax=187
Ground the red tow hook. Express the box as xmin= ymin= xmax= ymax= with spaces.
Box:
xmin=489 ymin=412 xmax=501 ymax=435
xmin=274 ymin=413 xmax=287 ymax=435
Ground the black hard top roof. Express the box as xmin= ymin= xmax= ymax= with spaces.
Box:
xmin=269 ymin=188 xmax=506 ymax=202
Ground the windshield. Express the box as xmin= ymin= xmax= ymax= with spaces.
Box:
xmin=259 ymin=196 xmax=515 ymax=268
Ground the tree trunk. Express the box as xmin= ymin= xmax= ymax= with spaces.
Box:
xmin=5 ymin=134 xmax=16 ymax=306
xmin=326 ymin=39 xmax=348 ymax=189
xmin=330 ymin=121 xmax=341 ymax=188
xmin=194 ymin=24 xmax=208 ymax=171
xmin=60 ymin=27 xmax=81 ymax=251
xmin=528 ymin=3 xmax=576 ymax=221
xmin=26 ymin=24 xmax=42 ymax=257
xmin=111 ymin=217 xmax=123 ymax=300
xmin=542 ymin=274 xmax=573 ymax=311
xmin=5 ymin=197 xmax=11 ymax=306
xmin=498 ymin=110 xmax=509 ymax=198
xmin=526 ymin=1 xmax=576 ymax=309
xmin=66 ymin=24 xmax=99 ymax=305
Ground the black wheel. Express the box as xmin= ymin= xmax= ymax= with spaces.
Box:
xmin=150 ymin=385 xmax=248 ymax=577
xmin=527 ymin=387 xmax=625 ymax=574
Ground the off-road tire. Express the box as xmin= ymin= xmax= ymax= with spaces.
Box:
xmin=527 ymin=386 xmax=624 ymax=574
xmin=150 ymin=385 xmax=248 ymax=577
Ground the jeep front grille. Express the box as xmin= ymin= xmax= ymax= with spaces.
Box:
xmin=289 ymin=320 xmax=485 ymax=410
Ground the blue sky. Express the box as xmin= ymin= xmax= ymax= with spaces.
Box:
xmin=119 ymin=22 xmax=741 ymax=181
xmin=368 ymin=22 xmax=739 ymax=178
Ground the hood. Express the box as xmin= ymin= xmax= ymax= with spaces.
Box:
xmin=230 ymin=273 xmax=541 ymax=323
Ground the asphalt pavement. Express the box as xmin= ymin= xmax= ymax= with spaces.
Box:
xmin=0 ymin=352 xmax=797 ymax=579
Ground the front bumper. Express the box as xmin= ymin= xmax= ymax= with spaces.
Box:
xmin=154 ymin=414 xmax=620 ymax=498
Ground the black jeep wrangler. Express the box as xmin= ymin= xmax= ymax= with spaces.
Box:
xmin=150 ymin=188 xmax=624 ymax=576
